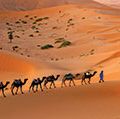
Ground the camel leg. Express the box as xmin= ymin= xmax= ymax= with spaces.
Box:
xmin=11 ymin=86 xmax=15 ymax=95
xmin=15 ymin=87 xmax=19 ymax=95
xmin=53 ymin=81 xmax=56 ymax=88
xmin=29 ymin=85 xmax=32 ymax=92
xmin=72 ymin=79 xmax=76 ymax=86
xmin=81 ymin=79 xmax=84 ymax=85
xmin=2 ymin=89 xmax=6 ymax=97
xmin=69 ymin=80 xmax=72 ymax=87
xmin=36 ymin=85 xmax=38 ymax=92
xmin=44 ymin=82 xmax=48 ymax=89
xmin=88 ymin=78 xmax=91 ymax=84
xmin=49 ymin=82 xmax=53 ymax=89
xmin=40 ymin=84 xmax=43 ymax=92
xmin=64 ymin=81 xmax=67 ymax=87
xmin=44 ymin=84 xmax=48 ymax=89
xmin=32 ymin=85 xmax=36 ymax=93
xmin=61 ymin=80 xmax=64 ymax=88
xmin=84 ymin=79 xmax=87 ymax=85
xmin=20 ymin=86 xmax=24 ymax=94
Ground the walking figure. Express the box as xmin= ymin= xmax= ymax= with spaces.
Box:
xmin=99 ymin=70 xmax=104 ymax=83
xmin=8 ymin=31 xmax=13 ymax=43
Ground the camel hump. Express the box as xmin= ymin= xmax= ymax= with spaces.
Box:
xmin=14 ymin=80 xmax=21 ymax=85
xmin=86 ymin=72 xmax=90 ymax=75
xmin=64 ymin=73 xmax=74 ymax=79
xmin=34 ymin=79 xmax=39 ymax=83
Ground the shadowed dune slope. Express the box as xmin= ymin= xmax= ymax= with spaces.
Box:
xmin=0 ymin=0 xmax=107 ymax=11
xmin=0 ymin=52 xmax=34 ymax=73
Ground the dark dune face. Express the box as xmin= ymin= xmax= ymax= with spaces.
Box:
xmin=0 ymin=0 xmax=102 ymax=11
xmin=0 ymin=0 xmax=39 ymax=11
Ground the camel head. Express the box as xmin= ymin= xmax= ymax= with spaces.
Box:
xmin=41 ymin=77 xmax=46 ymax=82
xmin=37 ymin=78 xmax=40 ymax=80
xmin=94 ymin=71 xmax=97 ymax=74
xmin=6 ymin=81 xmax=10 ymax=85
xmin=3 ymin=81 xmax=10 ymax=88
xmin=55 ymin=75 xmax=60 ymax=80
xmin=42 ymin=76 xmax=46 ymax=80
xmin=23 ymin=78 xmax=28 ymax=85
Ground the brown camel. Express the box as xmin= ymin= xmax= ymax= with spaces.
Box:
xmin=0 ymin=81 xmax=10 ymax=97
xmin=44 ymin=75 xmax=60 ymax=89
xmin=76 ymin=71 xmax=97 ymax=85
xmin=11 ymin=78 xmax=28 ymax=95
xmin=29 ymin=77 xmax=46 ymax=93
xmin=61 ymin=73 xmax=75 ymax=88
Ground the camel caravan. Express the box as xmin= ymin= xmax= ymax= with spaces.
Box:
xmin=0 ymin=71 xmax=98 ymax=97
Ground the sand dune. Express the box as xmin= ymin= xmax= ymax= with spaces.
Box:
xmin=0 ymin=81 xmax=120 ymax=119
xmin=0 ymin=1 xmax=120 ymax=119
xmin=0 ymin=0 xmax=108 ymax=11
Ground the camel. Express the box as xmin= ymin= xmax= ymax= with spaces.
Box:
xmin=11 ymin=78 xmax=28 ymax=95
xmin=0 ymin=81 xmax=10 ymax=97
xmin=76 ymin=71 xmax=97 ymax=85
xmin=29 ymin=77 xmax=46 ymax=93
xmin=44 ymin=75 xmax=60 ymax=89
xmin=61 ymin=73 xmax=75 ymax=87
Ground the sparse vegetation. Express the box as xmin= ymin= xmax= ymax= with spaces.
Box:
xmin=82 ymin=17 xmax=86 ymax=19
xmin=12 ymin=46 xmax=19 ymax=51
xmin=68 ymin=18 xmax=73 ymax=23
xmin=52 ymin=26 xmax=57 ymax=29
xmin=31 ymin=26 xmax=36 ymax=29
xmin=29 ymin=34 xmax=34 ymax=37
xmin=55 ymin=37 xmax=65 ymax=44
xmin=43 ymin=17 xmax=49 ymax=20
xmin=58 ymin=40 xmax=71 ymax=48
xmin=15 ymin=35 xmax=20 ymax=38
xmin=35 ymin=31 xmax=39 ymax=33
xmin=25 ymin=15 xmax=29 ymax=18
xmin=15 ymin=21 xmax=20 ymax=24
xmin=21 ymin=20 xmax=27 ymax=24
xmin=41 ymin=44 xmax=54 ymax=50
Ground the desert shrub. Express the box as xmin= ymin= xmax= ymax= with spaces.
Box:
xmin=58 ymin=40 xmax=71 ymax=48
xmin=31 ymin=26 xmax=36 ymax=29
xmin=37 ymin=45 xmax=41 ymax=47
xmin=82 ymin=17 xmax=86 ymax=19
xmin=43 ymin=17 xmax=49 ymax=20
xmin=36 ymin=18 xmax=43 ymax=22
xmin=41 ymin=44 xmax=54 ymax=50
xmin=68 ymin=18 xmax=73 ymax=23
xmin=34 ymin=16 xmax=37 ymax=18
xmin=30 ymin=17 xmax=34 ymax=20
xmin=15 ymin=21 xmax=20 ymax=24
xmin=15 ymin=35 xmax=20 ymax=38
xmin=12 ymin=46 xmax=19 ymax=51
xmin=25 ymin=15 xmax=29 ymax=18
xmin=21 ymin=20 xmax=27 ymax=24
xmin=8 ymin=27 xmax=12 ymax=30
xmin=35 ymin=31 xmax=39 ymax=33
xmin=52 ymin=26 xmax=57 ymax=29
xmin=90 ymin=49 xmax=95 ymax=55
xmin=29 ymin=34 xmax=34 ymax=37
xmin=55 ymin=37 xmax=65 ymax=44
xmin=33 ymin=22 xmax=36 ymax=24
xmin=6 ymin=22 xmax=10 ymax=25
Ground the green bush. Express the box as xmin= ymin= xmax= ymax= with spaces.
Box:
xmin=58 ymin=40 xmax=71 ymax=48
xmin=55 ymin=38 xmax=65 ymax=44
xmin=41 ymin=44 xmax=54 ymax=50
